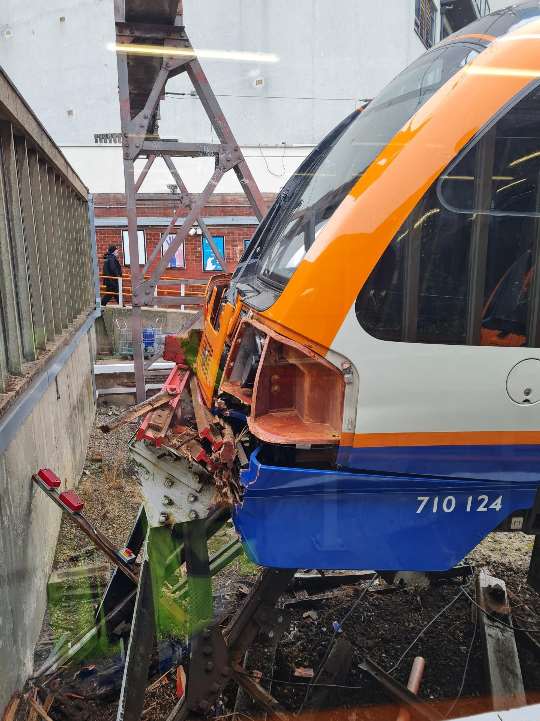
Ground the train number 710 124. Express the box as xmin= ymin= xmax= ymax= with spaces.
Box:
xmin=416 ymin=495 xmax=503 ymax=514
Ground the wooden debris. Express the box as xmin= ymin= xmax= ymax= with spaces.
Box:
xmin=219 ymin=422 xmax=236 ymax=464
xmin=99 ymin=390 xmax=173 ymax=433
xmin=190 ymin=376 xmax=216 ymax=444
xmin=163 ymin=429 xmax=197 ymax=453
xmin=26 ymin=689 xmax=38 ymax=721
xmin=27 ymin=695 xmax=54 ymax=721
xmin=293 ymin=570 xmax=376 ymax=592
xmin=3 ymin=695 xmax=20 ymax=721
xmin=477 ymin=568 xmax=526 ymax=711
xmin=294 ymin=667 xmax=314 ymax=678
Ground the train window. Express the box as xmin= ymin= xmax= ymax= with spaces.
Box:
xmin=356 ymin=81 xmax=540 ymax=348
xmin=232 ymin=41 xmax=484 ymax=308
xmin=440 ymin=85 xmax=540 ymax=216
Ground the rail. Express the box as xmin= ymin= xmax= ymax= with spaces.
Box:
xmin=0 ymin=67 xmax=96 ymax=394
xmin=99 ymin=274 xmax=208 ymax=309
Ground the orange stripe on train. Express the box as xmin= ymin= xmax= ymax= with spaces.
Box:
xmin=344 ymin=430 xmax=540 ymax=449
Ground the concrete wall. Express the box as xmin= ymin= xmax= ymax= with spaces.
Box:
xmin=0 ymin=327 xmax=96 ymax=712
xmin=0 ymin=0 xmax=439 ymax=193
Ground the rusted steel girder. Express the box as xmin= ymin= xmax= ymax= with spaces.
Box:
xmin=114 ymin=0 xmax=267 ymax=402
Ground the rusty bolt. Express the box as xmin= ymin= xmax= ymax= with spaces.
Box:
xmin=188 ymin=509 xmax=199 ymax=520
xmin=271 ymin=385 xmax=280 ymax=394
xmin=164 ymin=477 xmax=175 ymax=488
xmin=188 ymin=493 xmax=198 ymax=503
xmin=159 ymin=512 xmax=168 ymax=525
xmin=162 ymin=495 xmax=174 ymax=506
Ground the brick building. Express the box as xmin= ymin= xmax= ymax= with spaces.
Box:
xmin=94 ymin=193 xmax=275 ymax=302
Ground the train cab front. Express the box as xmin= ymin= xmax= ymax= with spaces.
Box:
xmin=194 ymin=7 xmax=540 ymax=574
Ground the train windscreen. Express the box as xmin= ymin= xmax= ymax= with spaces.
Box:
xmin=231 ymin=40 xmax=484 ymax=311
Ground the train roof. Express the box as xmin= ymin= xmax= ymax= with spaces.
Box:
xmin=448 ymin=1 xmax=540 ymax=42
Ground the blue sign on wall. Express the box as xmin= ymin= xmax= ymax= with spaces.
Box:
xmin=202 ymin=235 xmax=225 ymax=271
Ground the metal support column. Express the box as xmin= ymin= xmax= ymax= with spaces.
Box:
xmin=113 ymin=0 xmax=267 ymax=402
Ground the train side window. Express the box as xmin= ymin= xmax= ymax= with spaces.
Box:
xmin=356 ymin=83 xmax=540 ymax=348
xmin=440 ymin=85 xmax=540 ymax=216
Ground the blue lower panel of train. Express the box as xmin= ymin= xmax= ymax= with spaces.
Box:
xmin=232 ymin=450 xmax=540 ymax=571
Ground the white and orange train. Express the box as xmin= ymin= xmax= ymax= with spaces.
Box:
xmin=190 ymin=1 xmax=540 ymax=571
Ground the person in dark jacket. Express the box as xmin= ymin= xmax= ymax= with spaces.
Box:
xmin=101 ymin=245 xmax=122 ymax=306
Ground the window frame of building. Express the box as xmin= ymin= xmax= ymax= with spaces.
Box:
xmin=201 ymin=235 xmax=225 ymax=272
xmin=355 ymin=80 xmax=540 ymax=349
xmin=161 ymin=233 xmax=186 ymax=269
xmin=121 ymin=229 xmax=146 ymax=266
xmin=415 ymin=0 xmax=438 ymax=49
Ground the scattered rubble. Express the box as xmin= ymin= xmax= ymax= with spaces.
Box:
xmin=20 ymin=409 xmax=540 ymax=721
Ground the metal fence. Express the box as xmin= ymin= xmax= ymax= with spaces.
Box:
xmin=0 ymin=68 xmax=96 ymax=394
xmin=98 ymin=274 xmax=207 ymax=308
